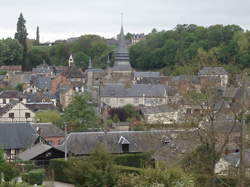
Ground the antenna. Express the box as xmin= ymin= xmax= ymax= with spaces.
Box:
xmin=121 ymin=13 xmax=123 ymax=27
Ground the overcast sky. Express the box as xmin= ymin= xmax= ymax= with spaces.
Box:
xmin=1 ymin=0 xmax=250 ymax=42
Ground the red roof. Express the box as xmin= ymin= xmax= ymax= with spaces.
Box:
xmin=0 ymin=65 xmax=22 ymax=71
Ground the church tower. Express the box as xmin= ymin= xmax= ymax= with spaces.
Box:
xmin=112 ymin=17 xmax=132 ymax=73
xmin=68 ymin=54 xmax=74 ymax=67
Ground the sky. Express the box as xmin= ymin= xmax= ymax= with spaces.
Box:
xmin=1 ymin=0 xmax=250 ymax=42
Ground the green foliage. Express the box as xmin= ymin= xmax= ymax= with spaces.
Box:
xmin=130 ymin=24 xmax=250 ymax=75
xmin=35 ymin=110 xmax=63 ymax=127
xmin=113 ymin=153 xmax=152 ymax=168
xmin=21 ymin=169 xmax=45 ymax=185
xmin=182 ymin=144 xmax=219 ymax=175
xmin=117 ymin=168 xmax=195 ymax=187
xmin=49 ymin=147 xmax=117 ymax=187
xmin=0 ymin=39 xmax=23 ymax=66
xmin=1 ymin=164 xmax=19 ymax=182
xmin=62 ymin=93 xmax=100 ymax=131
xmin=15 ymin=83 xmax=23 ymax=92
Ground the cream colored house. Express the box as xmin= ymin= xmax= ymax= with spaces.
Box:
xmin=0 ymin=100 xmax=35 ymax=122
xmin=100 ymin=84 xmax=170 ymax=108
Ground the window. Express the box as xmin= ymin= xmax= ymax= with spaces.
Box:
xmin=122 ymin=144 xmax=129 ymax=153
xmin=120 ymin=99 xmax=124 ymax=103
xmin=25 ymin=112 xmax=31 ymax=119
xmin=9 ymin=113 xmax=14 ymax=119
xmin=3 ymin=99 xmax=6 ymax=104
xmin=134 ymin=98 xmax=139 ymax=103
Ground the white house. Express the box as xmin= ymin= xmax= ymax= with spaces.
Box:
xmin=0 ymin=100 xmax=35 ymax=122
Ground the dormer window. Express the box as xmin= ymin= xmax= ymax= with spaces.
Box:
xmin=118 ymin=136 xmax=130 ymax=153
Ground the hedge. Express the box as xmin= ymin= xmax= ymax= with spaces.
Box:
xmin=48 ymin=158 xmax=72 ymax=183
xmin=22 ymin=169 xmax=45 ymax=185
xmin=114 ymin=165 xmax=143 ymax=174
xmin=113 ymin=153 xmax=152 ymax=168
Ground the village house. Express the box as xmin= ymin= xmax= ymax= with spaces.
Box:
xmin=141 ymin=105 xmax=179 ymax=124
xmin=0 ymin=65 xmax=22 ymax=72
xmin=198 ymin=67 xmax=228 ymax=87
xmin=133 ymin=72 xmax=160 ymax=84
xmin=0 ymin=100 xmax=35 ymax=122
xmin=31 ymin=123 xmax=65 ymax=146
xmin=32 ymin=61 xmax=54 ymax=76
xmin=0 ymin=123 xmax=40 ymax=162
xmin=100 ymin=84 xmax=170 ymax=108
xmin=25 ymin=75 xmax=52 ymax=93
xmin=57 ymin=130 xmax=200 ymax=167
xmin=5 ymin=71 xmax=32 ymax=88
xmin=0 ymin=90 xmax=27 ymax=107
xmin=215 ymin=149 xmax=250 ymax=177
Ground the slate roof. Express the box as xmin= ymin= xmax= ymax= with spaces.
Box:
xmin=198 ymin=67 xmax=228 ymax=76
xmin=0 ymin=90 xmax=26 ymax=99
xmin=134 ymin=72 xmax=160 ymax=78
xmin=0 ymin=123 xmax=38 ymax=149
xmin=58 ymin=130 xmax=199 ymax=156
xmin=25 ymin=92 xmax=56 ymax=103
xmin=31 ymin=123 xmax=64 ymax=137
xmin=17 ymin=143 xmax=52 ymax=161
xmin=141 ymin=105 xmax=176 ymax=115
xmin=31 ymin=75 xmax=51 ymax=90
xmin=100 ymin=84 xmax=168 ymax=97
xmin=26 ymin=103 xmax=57 ymax=112
xmin=62 ymin=65 xmax=85 ymax=79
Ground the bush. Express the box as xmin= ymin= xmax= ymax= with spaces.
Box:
xmin=113 ymin=153 xmax=152 ymax=168
xmin=48 ymin=158 xmax=70 ymax=183
xmin=114 ymin=165 xmax=143 ymax=174
xmin=0 ymin=163 xmax=19 ymax=182
xmin=22 ymin=169 xmax=45 ymax=185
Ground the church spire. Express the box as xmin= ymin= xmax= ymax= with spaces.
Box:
xmin=88 ymin=57 xmax=92 ymax=69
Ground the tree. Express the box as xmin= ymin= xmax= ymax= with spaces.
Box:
xmin=0 ymin=38 xmax=23 ymax=66
xmin=35 ymin=110 xmax=63 ymax=128
xmin=183 ymin=86 xmax=239 ymax=187
xmin=35 ymin=26 xmax=40 ymax=45
xmin=14 ymin=13 xmax=28 ymax=68
xmin=62 ymin=93 xmax=100 ymax=131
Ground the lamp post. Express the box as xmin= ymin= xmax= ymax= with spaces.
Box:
xmin=64 ymin=123 xmax=67 ymax=161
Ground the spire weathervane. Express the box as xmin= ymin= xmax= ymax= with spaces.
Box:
xmin=121 ymin=13 xmax=123 ymax=27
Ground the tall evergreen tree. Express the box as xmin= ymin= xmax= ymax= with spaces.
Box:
xmin=14 ymin=13 xmax=28 ymax=68
xmin=36 ymin=26 xmax=40 ymax=45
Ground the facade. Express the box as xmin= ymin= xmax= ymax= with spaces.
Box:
xmin=198 ymin=67 xmax=228 ymax=87
xmin=100 ymin=84 xmax=169 ymax=108
xmin=141 ymin=105 xmax=179 ymax=124
xmin=0 ymin=100 xmax=35 ymax=122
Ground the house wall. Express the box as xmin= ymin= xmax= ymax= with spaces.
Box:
xmin=101 ymin=96 xmax=168 ymax=108
xmin=144 ymin=111 xmax=179 ymax=124
xmin=0 ymin=103 xmax=35 ymax=122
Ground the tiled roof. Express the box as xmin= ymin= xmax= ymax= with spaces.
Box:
xmin=0 ymin=100 xmax=19 ymax=116
xmin=0 ymin=65 xmax=22 ymax=71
